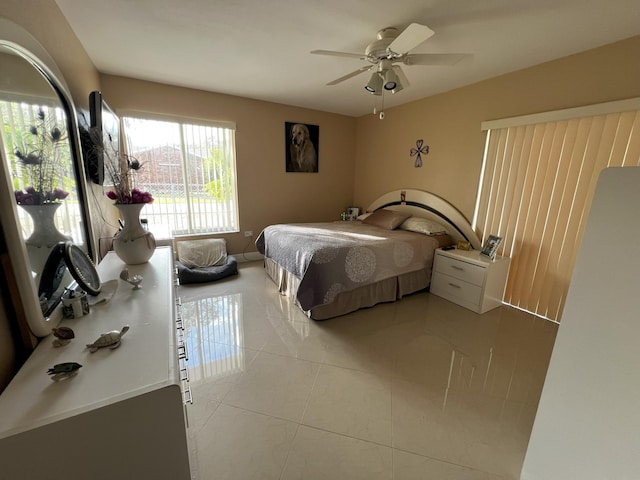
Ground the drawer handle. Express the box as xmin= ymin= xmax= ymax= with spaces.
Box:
xmin=178 ymin=342 xmax=189 ymax=361
xmin=448 ymin=283 xmax=461 ymax=289
xmin=183 ymin=385 xmax=193 ymax=405
xmin=451 ymin=265 xmax=464 ymax=271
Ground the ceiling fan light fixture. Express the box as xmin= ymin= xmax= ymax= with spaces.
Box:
xmin=364 ymin=71 xmax=383 ymax=95
xmin=390 ymin=78 xmax=404 ymax=94
xmin=383 ymin=69 xmax=399 ymax=91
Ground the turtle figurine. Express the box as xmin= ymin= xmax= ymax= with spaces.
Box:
xmin=86 ymin=325 xmax=130 ymax=353
xmin=47 ymin=362 xmax=82 ymax=381
xmin=51 ymin=326 xmax=75 ymax=347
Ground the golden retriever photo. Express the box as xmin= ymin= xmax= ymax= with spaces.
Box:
xmin=286 ymin=122 xmax=319 ymax=172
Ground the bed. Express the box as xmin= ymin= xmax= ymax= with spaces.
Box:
xmin=255 ymin=189 xmax=481 ymax=320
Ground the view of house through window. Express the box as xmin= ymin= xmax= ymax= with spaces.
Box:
xmin=122 ymin=116 xmax=238 ymax=238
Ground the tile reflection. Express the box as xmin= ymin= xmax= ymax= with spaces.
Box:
xmin=182 ymin=293 xmax=246 ymax=382
xmin=443 ymin=348 xmax=477 ymax=410
xmin=180 ymin=261 xmax=558 ymax=480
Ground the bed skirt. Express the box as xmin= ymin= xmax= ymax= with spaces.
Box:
xmin=263 ymin=258 xmax=432 ymax=320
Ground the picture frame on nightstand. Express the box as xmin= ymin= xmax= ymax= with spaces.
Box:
xmin=456 ymin=240 xmax=471 ymax=251
xmin=481 ymin=235 xmax=503 ymax=260
xmin=345 ymin=207 xmax=359 ymax=221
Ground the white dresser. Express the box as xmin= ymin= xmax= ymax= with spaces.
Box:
xmin=430 ymin=248 xmax=510 ymax=314
xmin=0 ymin=247 xmax=191 ymax=480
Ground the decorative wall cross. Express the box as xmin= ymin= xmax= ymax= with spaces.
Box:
xmin=409 ymin=139 xmax=429 ymax=168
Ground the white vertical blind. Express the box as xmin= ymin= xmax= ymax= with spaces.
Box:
xmin=123 ymin=116 xmax=238 ymax=237
xmin=475 ymin=104 xmax=640 ymax=321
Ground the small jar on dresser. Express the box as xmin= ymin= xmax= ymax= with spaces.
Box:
xmin=430 ymin=247 xmax=510 ymax=314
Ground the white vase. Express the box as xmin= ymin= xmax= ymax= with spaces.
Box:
xmin=113 ymin=203 xmax=156 ymax=265
xmin=20 ymin=203 xmax=72 ymax=277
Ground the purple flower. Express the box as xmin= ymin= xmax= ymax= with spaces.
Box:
xmin=107 ymin=188 xmax=153 ymax=204
xmin=14 ymin=190 xmax=35 ymax=205
xmin=47 ymin=188 xmax=69 ymax=201
xmin=14 ymin=186 xmax=68 ymax=205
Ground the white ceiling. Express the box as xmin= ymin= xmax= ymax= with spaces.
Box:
xmin=54 ymin=0 xmax=640 ymax=117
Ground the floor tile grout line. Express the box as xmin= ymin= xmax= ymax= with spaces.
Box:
xmin=296 ymin=423 xmax=393 ymax=450
xmin=299 ymin=360 xmax=322 ymax=425
xmin=391 ymin=444 xmax=503 ymax=479
xmin=278 ymin=419 xmax=303 ymax=479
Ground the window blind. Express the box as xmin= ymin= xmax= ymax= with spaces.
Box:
xmin=123 ymin=116 xmax=238 ymax=237
xmin=475 ymin=104 xmax=640 ymax=321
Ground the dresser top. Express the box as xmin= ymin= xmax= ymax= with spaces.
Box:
xmin=0 ymin=247 xmax=176 ymax=438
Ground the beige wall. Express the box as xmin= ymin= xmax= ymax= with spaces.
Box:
xmin=354 ymin=35 xmax=640 ymax=221
xmin=0 ymin=0 xmax=101 ymax=107
xmin=99 ymin=75 xmax=357 ymax=254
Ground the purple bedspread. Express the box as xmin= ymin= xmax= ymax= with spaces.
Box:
xmin=255 ymin=222 xmax=446 ymax=310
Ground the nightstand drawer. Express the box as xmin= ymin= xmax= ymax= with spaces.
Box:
xmin=430 ymin=273 xmax=482 ymax=306
xmin=434 ymin=254 xmax=485 ymax=287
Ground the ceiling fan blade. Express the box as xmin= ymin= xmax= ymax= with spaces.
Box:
xmin=403 ymin=53 xmax=472 ymax=66
xmin=392 ymin=65 xmax=410 ymax=88
xmin=326 ymin=66 xmax=372 ymax=85
xmin=311 ymin=50 xmax=366 ymax=60
xmin=387 ymin=23 xmax=434 ymax=55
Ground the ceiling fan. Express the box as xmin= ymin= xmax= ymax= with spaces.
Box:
xmin=311 ymin=23 xmax=470 ymax=95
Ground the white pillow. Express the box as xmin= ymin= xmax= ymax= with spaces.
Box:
xmin=357 ymin=212 xmax=371 ymax=221
xmin=399 ymin=216 xmax=448 ymax=235
xmin=177 ymin=238 xmax=227 ymax=268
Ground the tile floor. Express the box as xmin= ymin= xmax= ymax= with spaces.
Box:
xmin=179 ymin=261 xmax=558 ymax=480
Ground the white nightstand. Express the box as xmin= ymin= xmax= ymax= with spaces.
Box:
xmin=430 ymin=248 xmax=510 ymax=314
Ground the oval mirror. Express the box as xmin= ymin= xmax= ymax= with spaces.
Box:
xmin=0 ymin=23 xmax=95 ymax=337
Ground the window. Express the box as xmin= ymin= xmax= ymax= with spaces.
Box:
xmin=474 ymin=99 xmax=640 ymax=321
xmin=122 ymin=115 xmax=238 ymax=238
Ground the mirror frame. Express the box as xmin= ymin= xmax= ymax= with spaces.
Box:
xmin=0 ymin=19 xmax=96 ymax=337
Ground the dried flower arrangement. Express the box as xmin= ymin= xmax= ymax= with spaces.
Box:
xmin=103 ymin=148 xmax=154 ymax=205
xmin=88 ymin=129 xmax=154 ymax=205
xmin=13 ymin=108 xmax=70 ymax=205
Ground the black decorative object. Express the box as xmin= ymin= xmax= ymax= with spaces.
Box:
xmin=39 ymin=242 xmax=102 ymax=315
xmin=409 ymin=139 xmax=429 ymax=168
xmin=78 ymin=91 xmax=120 ymax=185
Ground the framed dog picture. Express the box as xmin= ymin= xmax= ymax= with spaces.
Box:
xmin=285 ymin=122 xmax=319 ymax=173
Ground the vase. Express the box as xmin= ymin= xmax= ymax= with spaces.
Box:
xmin=112 ymin=203 xmax=156 ymax=265
xmin=20 ymin=203 xmax=72 ymax=277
